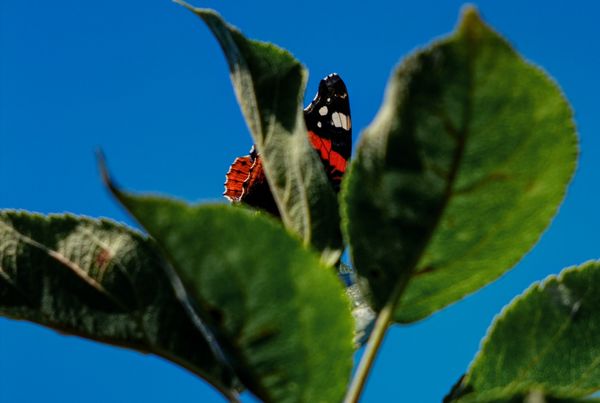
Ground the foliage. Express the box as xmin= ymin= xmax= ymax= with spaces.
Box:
xmin=446 ymin=261 xmax=600 ymax=402
xmin=108 ymin=191 xmax=354 ymax=402
xmin=175 ymin=2 xmax=343 ymax=265
xmin=342 ymin=7 xmax=576 ymax=323
xmin=0 ymin=211 xmax=236 ymax=396
xmin=1 ymin=3 xmax=595 ymax=403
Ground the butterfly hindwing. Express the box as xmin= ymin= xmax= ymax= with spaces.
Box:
xmin=224 ymin=146 xmax=279 ymax=215
xmin=224 ymin=155 xmax=253 ymax=201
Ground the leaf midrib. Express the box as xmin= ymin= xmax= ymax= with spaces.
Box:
xmin=394 ymin=30 xmax=476 ymax=311
xmin=409 ymin=64 xmax=571 ymax=314
xmin=0 ymin=219 xmax=130 ymax=311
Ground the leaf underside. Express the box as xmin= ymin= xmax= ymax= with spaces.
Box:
xmin=0 ymin=211 xmax=236 ymax=398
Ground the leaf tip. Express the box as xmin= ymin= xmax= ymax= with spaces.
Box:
xmin=460 ymin=4 xmax=481 ymax=23
xmin=173 ymin=0 xmax=218 ymax=20
xmin=172 ymin=0 xmax=196 ymax=12
xmin=96 ymin=149 xmax=121 ymax=199
xmin=457 ymin=4 xmax=487 ymax=38
xmin=96 ymin=148 xmax=110 ymax=185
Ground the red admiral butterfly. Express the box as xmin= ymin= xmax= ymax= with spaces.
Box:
xmin=224 ymin=73 xmax=352 ymax=215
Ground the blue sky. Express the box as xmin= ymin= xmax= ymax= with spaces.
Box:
xmin=1 ymin=1 xmax=599 ymax=402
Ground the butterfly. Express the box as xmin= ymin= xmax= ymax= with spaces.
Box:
xmin=224 ymin=73 xmax=352 ymax=216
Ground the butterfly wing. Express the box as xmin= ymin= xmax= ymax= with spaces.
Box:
xmin=304 ymin=73 xmax=352 ymax=191
xmin=224 ymin=73 xmax=352 ymax=213
xmin=224 ymin=155 xmax=253 ymax=201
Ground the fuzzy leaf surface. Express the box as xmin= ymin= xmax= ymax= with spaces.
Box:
xmin=117 ymin=194 xmax=354 ymax=403
xmin=447 ymin=261 xmax=600 ymax=402
xmin=179 ymin=2 xmax=342 ymax=264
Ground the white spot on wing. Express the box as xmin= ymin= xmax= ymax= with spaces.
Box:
xmin=328 ymin=112 xmax=351 ymax=131
xmin=319 ymin=106 xmax=328 ymax=116
xmin=317 ymin=121 xmax=322 ymax=128
xmin=339 ymin=113 xmax=350 ymax=131
xmin=332 ymin=112 xmax=342 ymax=128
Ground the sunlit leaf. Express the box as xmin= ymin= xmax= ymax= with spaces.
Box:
xmin=446 ymin=261 xmax=600 ymax=402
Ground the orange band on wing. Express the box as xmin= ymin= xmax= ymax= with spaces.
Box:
xmin=308 ymin=130 xmax=347 ymax=175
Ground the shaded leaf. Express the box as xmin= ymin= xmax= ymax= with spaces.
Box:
xmin=177 ymin=1 xmax=342 ymax=264
xmin=0 ymin=210 xmax=237 ymax=399
xmin=447 ymin=261 xmax=600 ymax=402
xmin=113 ymin=192 xmax=354 ymax=402
xmin=341 ymin=7 xmax=577 ymax=321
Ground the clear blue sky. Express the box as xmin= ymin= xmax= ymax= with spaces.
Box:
xmin=1 ymin=1 xmax=599 ymax=402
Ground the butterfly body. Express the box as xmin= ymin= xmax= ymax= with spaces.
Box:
xmin=224 ymin=73 xmax=352 ymax=215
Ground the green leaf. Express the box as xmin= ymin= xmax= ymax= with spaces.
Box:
xmin=447 ymin=261 xmax=600 ymax=402
xmin=112 ymin=192 xmax=354 ymax=402
xmin=0 ymin=210 xmax=237 ymax=399
xmin=176 ymin=1 xmax=342 ymax=264
xmin=341 ymin=7 xmax=577 ymax=321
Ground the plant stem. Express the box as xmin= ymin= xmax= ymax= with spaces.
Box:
xmin=344 ymin=298 xmax=394 ymax=403
xmin=345 ymin=276 xmax=410 ymax=403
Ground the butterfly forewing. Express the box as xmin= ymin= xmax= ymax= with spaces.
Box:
xmin=304 ymin=73 xmax=352 ymax=191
